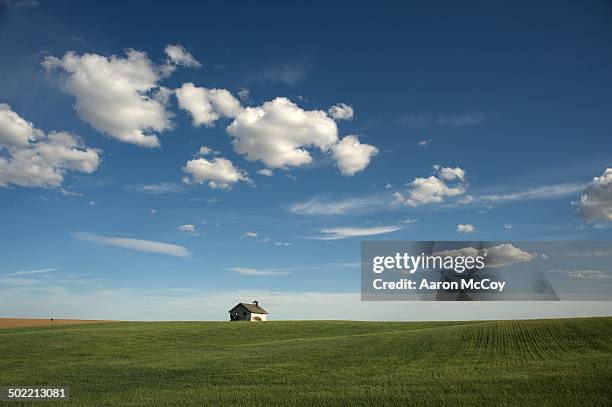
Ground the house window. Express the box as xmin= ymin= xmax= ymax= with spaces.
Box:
xmin=243 ymin=311 xmax=247 ymax=316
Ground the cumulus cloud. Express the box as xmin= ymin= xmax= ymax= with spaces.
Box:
xmin=196 ymin=146 xmax=219 ymax=156
xmin=434 ymin=244 xmax=536 ymax=268
xmin=328 ymin=103 xmax=354 ymax=121
xmin=456 ymin=224 xmax=475 ymax=233
xmin=257 ymin=168 xmax=273 ymax=176
xmin=183 ymin=153 xmax=249 ymax=190
xmin=164 ymin=44 xmax=201 ymax=68
xmin=0 ymin=104 xmax=100 ymax=188
xmin=331 ymin=135 xmax=379 ymax=176
xmin=314 ymin=225 xmax=402 ymax=240
xmin=176 ymin=84 xmax=378 ymax=175
xmin=227 ymin=97 xmax=338 ymax=168
xmin=73 ymin=232 xmax=191 ymax=257
xmin=393 ymin=165 xmax=467 ymax=207
xmin=176 ymin=83 xmax=241 ymax=127
xmin=43 ymin=48 xmax=179 ymax=147
xmin=433 ymin=164 xmax=465 ymax=181
xmin=177 ymin=224 xmax=197 ymax=234
xmin=243 ymin=231 xmax=258 ymax=238
xmin=0 ymin=103 xmax=43 ymax=147
xmin=576 ymin=168 xmax=612 ymax=222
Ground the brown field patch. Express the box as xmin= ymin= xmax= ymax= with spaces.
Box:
xmin=0 ymin=318 xmax=113 ymax=328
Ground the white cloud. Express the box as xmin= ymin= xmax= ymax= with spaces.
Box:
xmin=183 ymin=154 xmax=249 ymax=190
xmin=456 ymin=224 xmax=475 ymax=233
xmin=0 ymin=104 xmax=100 ymax=188
xmin=417 ymin=140 xmax=431 ymax=146
xmin=504 ymin=223 xmax=513 ymax=230
xmin=458 ymin=195 xmax=475 ymax=205
xmin=576 ymin=168 xmax=612 ymax=222
xmin=257 ymin=168 xmax=273 ymax=176
xmin=176 ymin=83 xmax=241 ymax=127
xmin=434 ymin=244 xmax=536 ymax=268
xmin=150 ymin=209 xmax=157 ymax=214
xmin=289 ymin=195 xmax=386 ymax=216
xmin=196 ymin=146 xmax=219 ymax=156
xmin=6 ymin=267 xmax=60 ymax=276
xmin=237 ymin=88 xmax=250 ymax=102
xmin=331 ymin=135 xmax=378 ymax=176
xmin=164 ymin=44 xmax=201 ymax=68
xmin=433 ymin=164 xmax=465 ymax=181
xmin=227 ymin=97 xmax=338 ymax=169
xmin=88 ymin=200 xmax=95 ymax=206
xmin=564 ymin=270 xmax=610 ymax=280
xmin=134 ymin=182 xmax=183 ymax=194
xmin=479 ymin=182 xmax=586 ymax=203
xmin=243 ymin=231 xmax=258 ymax=238
xmin=177 ymin=84 xmax=377 ymax=176
xmin=328 ymin=103 xmax=354 ymax=121
xmin=314 ymin=225 xmax=402 ymax=240
xmin=73 ymin=232 xmax=191 ymax=257
xmin=177 ymin=224 xmax=196 ymax=234
xmin=394 ymin=165 xmax=467 ymax=207
xmin=399 ymin=218 xmax=417 ymax=224
xmin=398 ymin=112 xmax=485 ymax=128
xmin=274 ymin=241 xmax=292 ymax=247
xmin=227 ymin=267 xmax=291 ymax=276
xmin=0 ymin=103 xmax=43 ymax=147
xmin=43 ymin=48 xmax=176 ymax=147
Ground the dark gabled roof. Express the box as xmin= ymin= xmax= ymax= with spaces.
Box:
xmin=228 ymin=302 xmax=268 ymax=314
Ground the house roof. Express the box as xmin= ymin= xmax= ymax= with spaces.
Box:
xmin=228 ymin=302 xmax=268 ymax=314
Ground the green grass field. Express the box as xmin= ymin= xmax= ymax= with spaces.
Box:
xmin=1 ymin=317 xmax=611 ymax=406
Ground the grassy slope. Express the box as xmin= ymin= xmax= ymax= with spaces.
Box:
xmin=0 ymin=318 xmax=610 ymax=406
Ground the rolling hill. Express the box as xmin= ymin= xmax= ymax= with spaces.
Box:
xmin=0 ymin=318 xmax=610 ymax=405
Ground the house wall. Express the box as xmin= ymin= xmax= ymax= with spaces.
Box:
xmin=229 ymin=305 xmax=268 ymax=321
xmin=230 ymin=305 xmax=250 ymax=321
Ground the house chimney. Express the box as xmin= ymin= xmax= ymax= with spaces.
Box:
xmin=253 ymin=300 xmax=259 ymax=307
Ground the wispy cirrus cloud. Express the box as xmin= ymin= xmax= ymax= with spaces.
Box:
xmin=6 ymin=267 xmax=60 ymax=276
xmin=548 ymin=269 xmax=611 ymax=280
xmin=0 ymin=277 xmax=41 ymax=285
xmin=247 ymin=62 xmax=310 ymax=85
xmin=72 ymin=232 xmax=191 ymax=258
xmin=289 ymin=195 xmax=387 ymax=216
xmin=397 ymin=112 xmax=485 ymax=128
xmin=227 ymin=267 xmax=292 ymax=276
xmin=131 ymin=182 xmax=185 ymax=194
xmin=313 ymin=225 xmax=402 ymax=240
xmin=478 ymin=182 xmax=587 ymax=203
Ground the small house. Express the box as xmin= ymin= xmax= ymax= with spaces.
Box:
xmin=229 ymin=301 xmax=268 ymax=321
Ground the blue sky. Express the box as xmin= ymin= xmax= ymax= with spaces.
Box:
xmin=0 ymin=0 xmax=611 ymax=320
